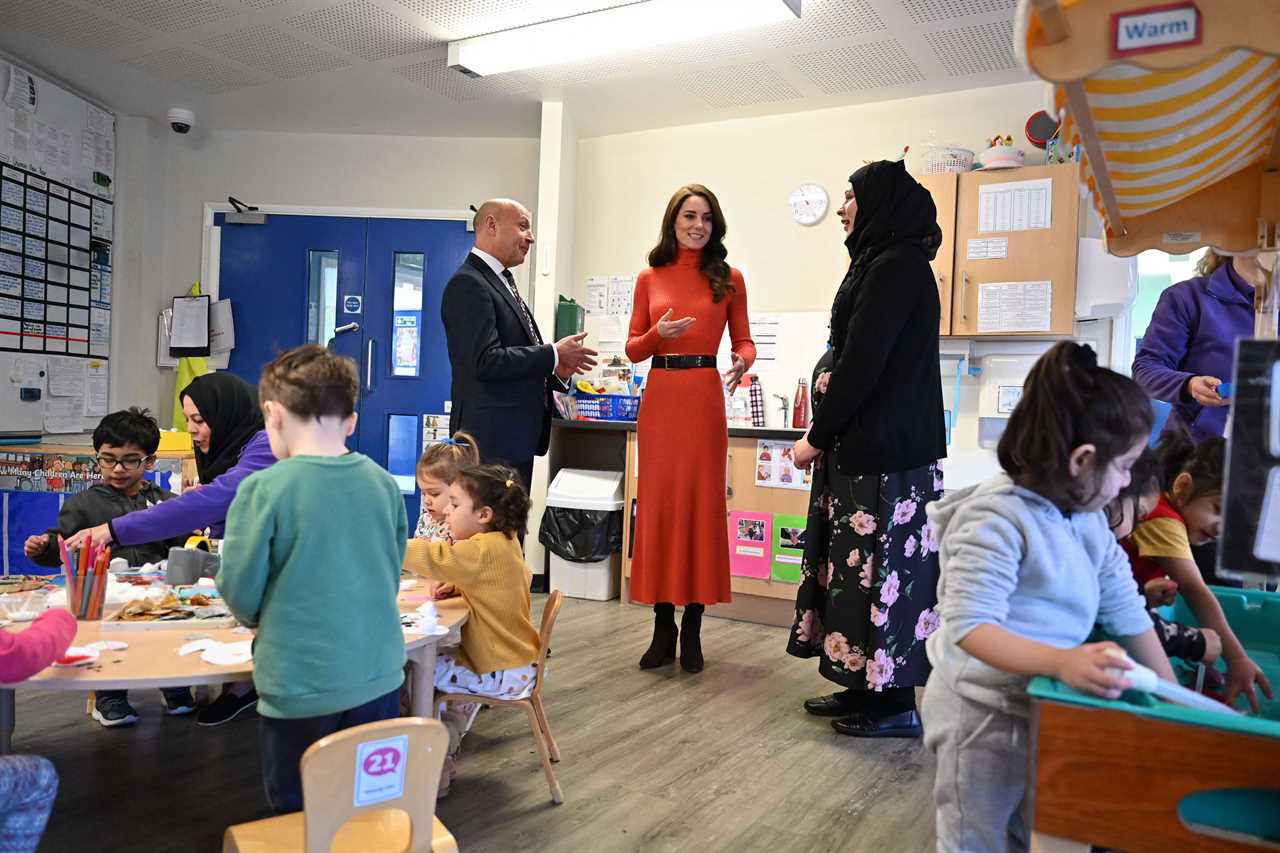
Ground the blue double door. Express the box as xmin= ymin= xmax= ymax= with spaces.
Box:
xmin=214 ymin=213 xmax=473 ymax=524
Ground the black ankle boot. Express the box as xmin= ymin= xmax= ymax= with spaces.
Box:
xmin=639 ymin=603 xmax=677 ymax=669
xmin=680 ymin=604 xmax=704 ymax=673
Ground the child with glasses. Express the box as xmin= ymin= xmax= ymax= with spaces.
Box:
xmin=22 ymin=407 xmax=194 ymax=727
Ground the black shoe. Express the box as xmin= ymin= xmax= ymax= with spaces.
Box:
xmin=196 ymin=688 xmax=258 ymax=726
xmin=831 ymin=709 xmax=923 ymax=738
xmin=679 ymin=604 xmax=704 ymax=673
xmin=803 ymin=691 xmax=867 ymax=717
xmin=92 ymin=692 xmax=139 ymax=728
xmin=639 ymin=622 xmax=678 ymax=669
xmin=160 ymin=687 xmax=197 ymax=716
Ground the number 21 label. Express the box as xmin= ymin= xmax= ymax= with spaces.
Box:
xmin=353 ymin=735 xmax=408 ymax=807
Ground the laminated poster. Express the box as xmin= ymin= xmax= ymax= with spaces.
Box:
xmin=771 ymin=514 xmax=807 ymax=583
xmin=754 ymin=440 xmax=811 ymax=491
xmin=728 ymin=510 xmax=771 ymax=579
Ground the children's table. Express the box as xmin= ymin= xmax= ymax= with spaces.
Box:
xmin=0 ymin=594 xmax=469 ymax=754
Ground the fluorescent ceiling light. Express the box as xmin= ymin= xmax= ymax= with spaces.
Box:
xmin=448 ymin=0 xmax=801 ymax=78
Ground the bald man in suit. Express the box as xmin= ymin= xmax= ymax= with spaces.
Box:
xmin=441 ymin=199 xmax=597 ymax=491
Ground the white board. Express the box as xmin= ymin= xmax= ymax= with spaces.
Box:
xmin=0 ymin=61 xmax=113 ymax=435
xmin=0 ymin=62 xmax=114 ymax=200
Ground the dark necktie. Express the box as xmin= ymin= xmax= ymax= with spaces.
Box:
xmin=502 ymin=268 xmax=540 ymax=343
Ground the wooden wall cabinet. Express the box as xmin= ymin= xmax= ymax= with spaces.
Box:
xmin=918 ymin=172 xmax=958 ymax=336
xmin=948 ymin=163 xmax=1082 ymax=336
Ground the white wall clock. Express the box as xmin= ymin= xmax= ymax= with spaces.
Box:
xmin=789 ymin=183 xmax=828 ymax=226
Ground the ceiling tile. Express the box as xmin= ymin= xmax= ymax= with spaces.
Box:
xmin=124 ymin=47 xmax=267 ymax=93
xmin=763 ymin=0 xmax=884 ymax=50
xmin=284 ymin=0 xmax=439 ymax=61
xmin=792 ymin=39 xmax=925 ymax=94
xmin=682 ymin=62 xmax=801 ymax=109
xmin=390 ymin=0 xmax=634 ymax=39
xmin=2 ymin=0 xmax=151 ymax=54
xmin=924 ymin=20 xmax=1017 ymax=77
xmin=201 ymin=26 xmax=351 ymax=78
xmin=236 ymin=0 xmax=294 ymax=7
xmin=393 ymin=51 xmax=532 ymax=102
xmin=81 ymin=0 xmax=243 ymax=33
xmin=902 ymin=0 xmax=1017 ymax=25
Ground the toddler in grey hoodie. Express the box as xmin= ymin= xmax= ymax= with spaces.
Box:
xmin=920 ymin=343 xmax=1173 ymax=853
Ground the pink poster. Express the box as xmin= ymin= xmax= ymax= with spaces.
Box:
xmin=728 ymin=511 xmax=771 ymax=579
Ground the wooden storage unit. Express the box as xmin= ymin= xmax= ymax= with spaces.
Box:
xmin=918 ymin=171 xmax=958 ymax=336
xmin=949 ymin=163 xmax=1082 ymax=336
xmin=621 ymin=431 xmax=808 ymax=626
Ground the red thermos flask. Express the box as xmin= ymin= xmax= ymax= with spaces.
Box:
xmin=792 ymin=378 xmax=809 ymax=430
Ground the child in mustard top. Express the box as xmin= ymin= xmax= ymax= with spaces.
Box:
xmin=403 ymin=464 xmax=541 ymax=792
xmin=404 ymin=463 xmax=540 ymax=694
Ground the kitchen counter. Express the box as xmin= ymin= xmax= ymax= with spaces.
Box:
xmin=552 ymin=418 xmax=805 ymax=443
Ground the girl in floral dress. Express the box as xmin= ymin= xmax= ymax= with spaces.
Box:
xmin=788 ymin=160 xmax=947 ymax=738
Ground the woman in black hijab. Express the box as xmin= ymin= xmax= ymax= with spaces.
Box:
xmin=68 ymin=372 xmax=275 ymax=726
xmin=787 ymin=161 xmax=947 ymax=738
xmin=181 ymin=374 xmax=266 ymax=484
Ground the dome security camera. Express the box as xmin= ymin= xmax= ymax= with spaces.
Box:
xmin=167 ymin=107 xmax=195 ymax=134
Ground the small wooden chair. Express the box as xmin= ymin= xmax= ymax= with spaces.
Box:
xmin=223 ymin=717 xmax=459 ymax=853
xmin=437 ymin=590 xmax=564 ymax=804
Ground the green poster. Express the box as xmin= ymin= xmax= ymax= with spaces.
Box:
xmin=771 ymin=514 xmax=807 ymax=583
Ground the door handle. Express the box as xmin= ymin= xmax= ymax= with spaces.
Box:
xmin=334 ymin=322 xmax=360 ymax=334
xmin=366 ymin=340 xmax=374 ymax=391
xmin=961 ymin=272 xmax=970 ymax=321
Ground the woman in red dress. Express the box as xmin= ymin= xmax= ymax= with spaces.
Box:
xmin=626 ymin=184 xmax=755 ymax=673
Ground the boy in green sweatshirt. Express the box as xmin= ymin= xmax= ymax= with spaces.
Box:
xmin=217 ymin=345 xmax=407 ymax=814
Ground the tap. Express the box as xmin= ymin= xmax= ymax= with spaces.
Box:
xmin=772 ymin=394 xmax=790 ymax=429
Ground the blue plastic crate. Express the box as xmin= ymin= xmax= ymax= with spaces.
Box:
xmin=575 ymin=393 xmax=639 ymax=421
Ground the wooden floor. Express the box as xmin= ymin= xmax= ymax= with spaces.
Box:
xmin=23 ymin=597 xmax=937 ymax=852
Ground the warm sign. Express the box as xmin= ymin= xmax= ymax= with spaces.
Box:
xmin=1112 ymin=2 xmax=1202 ymax=56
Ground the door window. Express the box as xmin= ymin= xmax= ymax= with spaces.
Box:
xmin=387 ymin=413 xmax=419 ymax=495
xmin=391 ymin=252 xmax=424 ymax=376
xmin=307 ymin=250 xmax=339 ymax=347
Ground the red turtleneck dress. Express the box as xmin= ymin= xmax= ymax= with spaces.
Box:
xmin=625 ymin=248 xmax=756 ymax=605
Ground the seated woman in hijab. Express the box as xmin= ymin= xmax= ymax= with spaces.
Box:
xmin=67 ymin=373 xmax=277 ymax=726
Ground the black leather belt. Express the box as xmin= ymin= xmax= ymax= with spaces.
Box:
xmin=653 ymin=355 xmax=716 ymax=369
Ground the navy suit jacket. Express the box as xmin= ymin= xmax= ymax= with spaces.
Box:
xmin=441 ymin=253 xmax=562 ymax=467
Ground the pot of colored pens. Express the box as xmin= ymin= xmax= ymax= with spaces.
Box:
xmin=58 ymin=537 xmax=111 ymax=621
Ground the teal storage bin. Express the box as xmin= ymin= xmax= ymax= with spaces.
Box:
xmin=1031 ymin=586 xmax=1280 ymax=843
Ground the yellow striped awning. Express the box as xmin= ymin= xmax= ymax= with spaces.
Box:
xmin=1019 ymin=0 xmax=1280 ymax=256
xmin=1056 ymin=50 xmax=1280 ymax=220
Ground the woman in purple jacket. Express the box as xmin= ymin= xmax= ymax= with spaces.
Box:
xmin=67 ymin=373 xmax=276 ymax=725
xmin=1132 ymin=251 xmax=1267 ymax=443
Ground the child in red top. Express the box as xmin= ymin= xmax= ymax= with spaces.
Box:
xmin=0 ymin=607 xmax=76 ymax=853
xmin=1124 ymin=433 xmax=1272 ymax=712
xmin=1111 ymin=448 xmax=1221 ymax=667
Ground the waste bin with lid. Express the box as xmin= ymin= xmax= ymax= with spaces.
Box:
xmin=539 ymin=468 xmax=624 ymax=601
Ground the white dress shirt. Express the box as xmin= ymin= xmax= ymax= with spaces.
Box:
xmin=469 ymin=247 xmax=559 ymax=372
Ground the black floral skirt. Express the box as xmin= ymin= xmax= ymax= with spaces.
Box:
xmin=785 ymin=457 xmax=943 ymax=691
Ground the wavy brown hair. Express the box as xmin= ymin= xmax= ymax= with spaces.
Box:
xmin=647 ymin=184 xmax=734 ymax=303
xmin=1196 ymin=249 xmax=1230 ymax=277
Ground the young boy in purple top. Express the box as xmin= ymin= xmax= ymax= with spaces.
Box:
xmin=67 ymin=373 xmax=276 ymax=725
